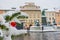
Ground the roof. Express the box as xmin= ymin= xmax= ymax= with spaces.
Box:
xmin=20 ymin=2 xmax=41 ymax=11
xmin=0 ymin=9 xmax=15 ymax=11
xmin=0 ymin=8 xmax=15 ymax=11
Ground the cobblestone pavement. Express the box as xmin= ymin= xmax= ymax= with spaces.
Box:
xmin=13 ymin=31 xmax=60 ymax=40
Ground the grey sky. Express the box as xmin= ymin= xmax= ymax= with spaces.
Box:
xmin=0 ymin=0 xmax=60 ymax=10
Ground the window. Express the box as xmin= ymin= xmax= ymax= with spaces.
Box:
xmin=30 ymin=14 xmax=33 ymax=18
xmin=52 ymin=13 xmax=54 ymax=16
xmin=34 ymin=14 xmax=35 ymax=18
xmin=38 ymin=14 xmax=40 ymax=18
xmin=49 ymin=18 xmax=51 ymax=20
xmin=34 ymin=14 xmax=36 ymax=18
xmin=48 ymin=22 xmax=51 ymax=24
xmin=30 ymin=16 xmax=31 ymax=18
xmin=52 ymin=17 xmax=54 ymax=20
xmin=29 ymin=19 xmax=32 ymax=24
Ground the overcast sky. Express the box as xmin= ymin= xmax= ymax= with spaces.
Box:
xmin=0 ymin=0 xmax=60 ymax=10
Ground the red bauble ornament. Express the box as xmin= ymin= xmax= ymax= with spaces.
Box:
xmin=10 ymin=22 xmax=16 ymax=27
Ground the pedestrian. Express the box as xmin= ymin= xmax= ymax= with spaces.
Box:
xmin=27 ymin=24 xmax=32 ymax=30
xmin=27 ymin=24 xmax=32 ymax=33
xmin=27 ymin=26 xmax=29 ymax=33
xmin=42 ymin=26 xmax=44 ymax=32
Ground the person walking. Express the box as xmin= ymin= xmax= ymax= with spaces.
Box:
xmin=27 ymin=24 xmax=32 ymax=36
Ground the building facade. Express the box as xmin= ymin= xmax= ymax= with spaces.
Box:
xmin=0 ymin=9 xmax=15 ymax=14
xmin=45 ymin=11 xmax=56 ymax=25
xmin=20 ymin=2 xmax=41 ymax=27
xmin=55 ymin=10 xmax=60 ymax=26
xmin=0 ymin=10 xmax=6 ymax=14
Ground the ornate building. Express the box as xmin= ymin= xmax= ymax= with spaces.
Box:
xmin=45 ymin=11 xmax=56 ymax=25
xmin=0 ymin=10 xmax=6 ymax=14
xmin=0 ymin=9 xmax=15 ymax=14
xmin=20 ymin=2 xmax=41 ymax=27
xmin=55 ymin=10 xmax=60 ymax=26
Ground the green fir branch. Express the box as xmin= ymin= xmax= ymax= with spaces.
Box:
xmin=5 ymin=15 xmax=11 ymax=22
xmin=0 ymin=24 xmax=6 ymax=30
xmin=10 ymin=12 xmax=21 ymax=21
xmin=17 ymin=16 xmax=28 ymax=19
